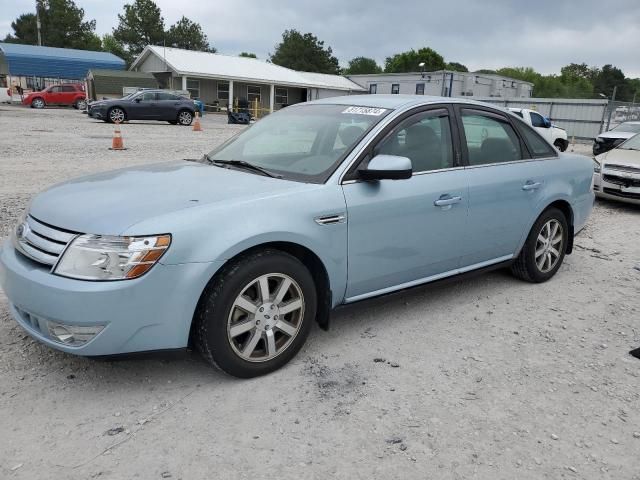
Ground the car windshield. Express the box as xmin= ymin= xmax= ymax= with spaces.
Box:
xmin=206 ymin=104 xmax=390 ymax=183
xmin=612 ymin=123 xmax=640 ymax=133
xmin=619 ymin=133 xmax=640 ymax=150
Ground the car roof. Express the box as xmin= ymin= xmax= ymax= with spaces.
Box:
xmin=306 ymin=94 xmax=511 ymax=113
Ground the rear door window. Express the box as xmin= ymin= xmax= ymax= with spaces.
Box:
xmin=514 ymin=120 xmax=558 ymax=158
xmin=460 ymin=109 xmax=523 ymax=166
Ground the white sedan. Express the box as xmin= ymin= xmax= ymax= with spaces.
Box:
xmin=593 ymin=133 xmax=640 ymax=205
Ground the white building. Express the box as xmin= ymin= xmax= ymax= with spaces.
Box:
xmin=347 ymin=71 xmax=533 ymax=99
xmin=130 ymin=46 xmax=365 ymax=113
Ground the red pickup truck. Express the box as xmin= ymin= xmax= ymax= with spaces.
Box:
xmin=23 ymin=83 xmax=87 ymax=109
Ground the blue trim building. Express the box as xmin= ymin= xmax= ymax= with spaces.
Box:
xmin=0 ymin=43 xmax=124 ymax=87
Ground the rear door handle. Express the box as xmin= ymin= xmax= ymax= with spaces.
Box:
xmin=434 ymin=195 xmax=462 ymax=207
xmin=522 ymin=181 xmax=542 ymax=191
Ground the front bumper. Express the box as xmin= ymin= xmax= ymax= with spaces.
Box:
xmin=87 ymin=106 xmax=106 ymax=119
xmin=0 ymin=239 xmax=222 ymax=356
xmin=593 ymin=171 xmax=640 ymax=205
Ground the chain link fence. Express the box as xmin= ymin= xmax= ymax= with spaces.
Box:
xmin=602 ymin=100 xmax=640 ymax=131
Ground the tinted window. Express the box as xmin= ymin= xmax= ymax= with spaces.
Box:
xmin=612 ymin=122 xmax=640 ymax=133
xmin=391 ymin=84 xmax=400 ymax=94
xmin=461 ymin=110 xmax=523 ymax=165
xmin=530 ymin=111 xmax=546 ymax=127
xmin=49 ymin=86 xmax=61 ymax=93
xmin=369 ymin=84 xmax=377 ymax=94
xmin=415 ymin=83 xmax=425 ymax=95
xmin=61 ymin=85 xmax=76 ymax=92
xmin=377 ymin=109 xmax=454 ymax=172
xmin=514 ymin=120 xmax=557 ymax=158
xmin=138 ymin=92 xmax=156 ymax=102
xmin=157 ymin=92 xmax=179 ymax=100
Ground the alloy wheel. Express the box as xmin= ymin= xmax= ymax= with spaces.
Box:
xmin=178 ymin=111 xmax=192 ymax=125
xmin=109 ymin=108 xmax=125 ymax=123
xmin=227 ymin=273 xmax=305 ymax=362
xmin=33 ymin=98 xmax=45 ymax=109
xmin=535 ymin=219 xmax=563 ymax=273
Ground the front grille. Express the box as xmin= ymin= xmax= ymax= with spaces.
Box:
xmin=603 ymin=187 xmax=640 ymax=200
xmin=13 ymin=305 xmax=44 ymax=333
xmin=606 ymin=164 xmax=640 ymax=174
xmin=603 ymin=174 xmax=640 ymax=188
xmin=15 ymin=216 xmax=77 ymax=267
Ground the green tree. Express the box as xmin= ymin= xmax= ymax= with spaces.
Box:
xmin=593 ymin=64 xmax=628 ymax=100
xmin=165 ymin=16 xmax=215 ymax=52
xmin=342 ymin=57 xmax=382 ymax=75
xmin=3 ymin=0 xmax=100 ymax=50
xmin=446 ymin=62 xmax=468 ymax=72
xmin=113 ymin=0 xmax=165 ymax=57
xmin=474 ymin=69 xmax=497 ymax=74
xmin=102 ymin=34 xmax=131 ymax=65
xmin=239 ymin=52 xmax=257 ymax=58
xmin=384 ymin=47 xmax=445 ymax=73
xmin=270 ymin=29 xmax=340 ymax=74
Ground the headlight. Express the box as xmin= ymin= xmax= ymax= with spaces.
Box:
xmin=593 ymin=158 xmax=601 ymax=174
xmin=54 ymin=234 xmax=171 ymax=281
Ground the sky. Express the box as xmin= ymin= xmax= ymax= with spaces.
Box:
xmin=1 ymin=0 xmax=639 ymax=78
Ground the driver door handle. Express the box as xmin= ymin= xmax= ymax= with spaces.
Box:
xmin=522 ymin=181 xmax=542 ymax=191
xmin=434 ymin=195 xmax=462 ymax=207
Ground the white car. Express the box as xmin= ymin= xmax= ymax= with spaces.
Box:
xmin=593 ymin=133 xmax=640 ymax=205
xmin=509 ymin=108 xmax=568 ymax=151
xmin=593 ymin=121 xmax=640 ymax=156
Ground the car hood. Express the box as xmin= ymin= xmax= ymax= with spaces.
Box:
xmin=29 ymin=161 xmax=314 ymax=235
xmin=600 ymin=148 xmax=640 ymax=168
xmin=597 ymin=131 xmax=637 ymax=140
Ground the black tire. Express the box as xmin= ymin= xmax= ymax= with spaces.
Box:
xmin=511 ymin=207 xmax=569 ymax=283
xmin=107 ymin=107 xmax=126 ymax=124
xmin=554 ymin=139 xmax=568 ymax=152
xmin=74 ymin=98 xmax=87 ymax=110
xmin=31 ymin=97 xmax=45 ymax=109
xmin=195 ymin=249 xmax=317 ymax=378
xmin=177 ymin=109 xmax=193 ymax=126
xmin=168 ymin=120 xmax=178 ymax=125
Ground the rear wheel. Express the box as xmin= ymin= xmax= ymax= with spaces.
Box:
xmin=177 ymin=110 xmax=193 ymax=126
xmin=195 ymin=249 xmax=316 ymax=378
xmin=108 ymin=107 xmax=126 ymax=123
xmin=511 ymin=208 xmax=568 ymax=283
xmin=31 ymin=97 xmax=45 ymax=109
xmin=74 ymin=98 xmax=87 ymax=110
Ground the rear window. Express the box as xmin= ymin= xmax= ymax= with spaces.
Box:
xmin=513 ymin=118 xmax=558 ymax=158
xmin=61 ymin=85 xmax=76 ymax=92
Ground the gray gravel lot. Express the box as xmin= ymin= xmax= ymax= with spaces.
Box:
xmin=0 ymin=105 xmax=639 ymax=479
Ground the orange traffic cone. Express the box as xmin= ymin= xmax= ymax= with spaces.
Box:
xmin=109 ymin=121 xmax=126 ymax=150
xmin=192 ymin=111 xmax=203 ymax=132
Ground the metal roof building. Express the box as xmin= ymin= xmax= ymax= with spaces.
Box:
xmin=0 ymin=43 xmax=125 ymax=80
xmin=130 ymin=45 xmax=365 ymax=114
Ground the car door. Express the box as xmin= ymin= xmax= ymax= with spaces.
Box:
xmin=60 ymin=85 xmax=77 ymax=105
xmin=128 ymin=91 xmax=159 ymax=120
xmin=456 ymin=107 xmax=550 ymax=266
xmin=342 ymin=107 xmax=468 ymax=300
xmin=156 ymin=92 xmax=183 ymax=120
xmin=46 ymin=85 xmax=62 ymax=105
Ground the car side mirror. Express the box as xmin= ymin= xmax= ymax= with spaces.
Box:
xmin=359 ymin=154 xmax=412 ymax=181
xmin=134 ymin=98 xmax=141 ymax=103
xmin=543 ymin=117 xmax=552 ymax=128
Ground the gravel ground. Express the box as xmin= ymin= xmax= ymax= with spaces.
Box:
xmin=0 ymin=105 xmax=639 ymax=480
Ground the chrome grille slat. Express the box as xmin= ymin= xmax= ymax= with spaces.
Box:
xmin=14 ymin=215 xmax=78 ymax=267
xmin=18 ymin=241 xmax=59 ymax=265
xmin=605 ymin=164 xmax=640 ymax=174
xmin=27 ymin=216 xmax=76 ymax=244
xmin=23 ymin=229 xmax=66 ymax=255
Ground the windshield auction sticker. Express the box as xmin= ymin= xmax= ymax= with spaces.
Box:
xmin=342 ymin=106 xmax=387 ymax=116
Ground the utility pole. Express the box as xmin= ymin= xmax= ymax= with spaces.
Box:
xmin=36 ymin=1 xmax=42 ymax=46
xmin=605 ymin=85 xmax=617 ymax=132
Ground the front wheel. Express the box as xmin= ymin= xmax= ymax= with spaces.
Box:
xmin=511 ymin=208 xmax=568 ymax=283
xmin=31 ymin=97 xmax=45 ymax=109
xmin=108 ymin=107 xmax=126 ymax=123
xmin=195 ymin=249 xmax=317 ymax=378
xmin=177 ymin=110 xmax=193 ymax=126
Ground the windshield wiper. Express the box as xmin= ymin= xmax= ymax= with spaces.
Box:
xmin=203 ymin=155 xmax=282 ymax=178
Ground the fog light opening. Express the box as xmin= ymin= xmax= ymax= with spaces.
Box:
xmin=47 ymin=322 xmax=105 ymax=346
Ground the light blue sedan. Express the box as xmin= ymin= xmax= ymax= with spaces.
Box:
xmin=0 ymin=95 xmax=594 ymax=377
